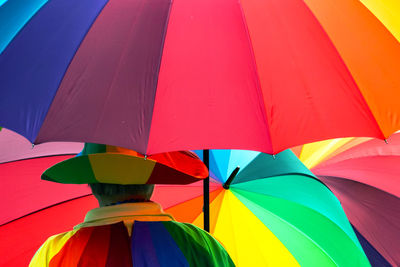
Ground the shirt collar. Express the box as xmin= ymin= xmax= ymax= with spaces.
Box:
xmin=83 ymin=201 xmax=174 ymax=224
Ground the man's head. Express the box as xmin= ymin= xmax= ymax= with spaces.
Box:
xmin=89 ymin=183 xmax=154 ymax=207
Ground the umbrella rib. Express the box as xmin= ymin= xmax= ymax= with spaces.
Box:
xmin=0 ymin=194 xmax=92 ymax=227
xmin=0 ymin=153 xmax=77 ymax=164
xmin=33 ymin=2 xmax=110 ymax=145
xmin=317 ymin=174 xmax=400 ymax=199
xmin=233 ymin=173 xmax=331 ymax=192
xmin=237 ymin=3 xmax=274 ymax=153
xmin=320 ymin=174 xmax=400 ymax=196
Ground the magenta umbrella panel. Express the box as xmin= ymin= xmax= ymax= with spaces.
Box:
xmin=1 ymin=0 xmax=400 ymax=155
xmin=295 ymin=133 xmax=400 ymax=267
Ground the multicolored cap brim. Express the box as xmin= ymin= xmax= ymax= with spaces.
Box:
xmin=41 ymin=144 xmax=208 ymax=185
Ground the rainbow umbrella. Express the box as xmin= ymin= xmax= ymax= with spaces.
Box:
xmin=160 ymin=150 xmax=370 ymax=266
xmin=295 ymin=133 xmax=400 ymax=267
xmin=1 ymin=0 xmax=400 ymax=155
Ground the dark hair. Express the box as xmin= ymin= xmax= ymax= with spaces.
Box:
xmin=89 ymin=183 xmax=154 ymax=201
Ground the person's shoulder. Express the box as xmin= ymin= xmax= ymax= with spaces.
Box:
xmin=29 ymin=230 xmax=78 ymax=267
xmin=44 ymin=229 xmax=79 ymax=248
xmin=167 ymin=221 xmax=216 ymax=241
xmin=161 ymin=221 xmax=235 ymax=266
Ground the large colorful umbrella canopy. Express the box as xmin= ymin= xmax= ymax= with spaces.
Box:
xmin=295 ymin=132 xmax=400 ymax=267
xmin=162 ymin=150 xmax=370 ymax=266
xmin=1 ymin=0 xmax=400 ymax=155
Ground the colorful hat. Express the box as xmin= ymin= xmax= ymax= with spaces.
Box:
xmin=41 ymin=143 xmax=208 ymax=184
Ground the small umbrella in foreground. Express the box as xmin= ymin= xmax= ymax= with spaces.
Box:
xmin=160 ymin=150 xmax=370 ymax=266
xmin=296 ymin=133 xmax=400 ymax=266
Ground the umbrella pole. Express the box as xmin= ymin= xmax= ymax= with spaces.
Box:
xmin=203 ymin=149 xmax=210 ymax=232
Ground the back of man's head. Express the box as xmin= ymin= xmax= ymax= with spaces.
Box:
xmin=89 ymin=183 xmax=154 ymax=207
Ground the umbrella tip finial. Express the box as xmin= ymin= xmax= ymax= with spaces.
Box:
xmin=223 ymin=166 xmax=240 ymax=190
xmin=144 ymin=154 xmax=147 ymax=160
xmin=384 ymin=139 xmax=389 ymax=144
xmin=272 ymin=154 xmax=276 ymax=159
xmin=32 ymin=143 xmax=35 ymax=149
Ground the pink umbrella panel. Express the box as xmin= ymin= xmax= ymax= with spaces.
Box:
xmin=295 ymin=133 xmax=400 ymax=266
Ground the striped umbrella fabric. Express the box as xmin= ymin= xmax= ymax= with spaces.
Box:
xmin=39 ymin=221 xmax=231 ymax=267
xmin=1 ymin=0 xmax=400 ymax=155
xmin=295 ymin=132 xmax=400 ymax=266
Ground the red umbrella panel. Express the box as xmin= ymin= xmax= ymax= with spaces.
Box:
xmin=295 ymin=132 xmax=400 ymax=266
xmin=1 ymin=0 xmax=400 ymax=155
xmin=0 ymin=129 xmax=91 ymax=266
xmin=0 ymin=129 xmax=85 ymax=226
